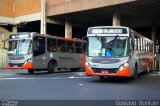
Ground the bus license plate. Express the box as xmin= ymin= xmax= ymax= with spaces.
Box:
xmin=13 ymin=65 xmax=18 ymax=68
xmin=101 ymin=70 xmax=109 ymax=74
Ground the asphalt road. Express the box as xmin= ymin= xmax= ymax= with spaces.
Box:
xmin=0 ymin=69 xmax=160 ymax=106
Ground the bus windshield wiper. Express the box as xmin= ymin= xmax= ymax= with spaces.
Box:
xmin=106 ymin=35 xmax=119 ymax=48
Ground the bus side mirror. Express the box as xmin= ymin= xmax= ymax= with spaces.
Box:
xmin=1 ymin=40 xmax=8 ymax=50
xmin=131 ymin=39 xmax=135 ymax=51
xmin=3 ymin=47 xmax=8 ymax=50
xmin=82 ymin=36 xmax=87 ymax=40
xmin=156 ymin=44 xmax=159 ymax=53
xmin=131 ymin=39 xmax=135 ymax=47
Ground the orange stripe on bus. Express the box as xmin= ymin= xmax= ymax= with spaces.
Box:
xmin=117 ymin=67 xmax=130 ymax=77
xmin=80 ymin=53 xmax=86 ymax=68
xmin=6 ymin=64 xmax=23 ymax=69
xmin=64 ymin=38 xmax=72 ymax=41
xmin=23 ymin=62 xmax=33 ymax=69
xmin=6 ymin=64 xmax=10 ymax=69
xmin=85 ymin=66 xmax=93 ymax=76
xmin=85 ymin=66 xmax=130 ymax=77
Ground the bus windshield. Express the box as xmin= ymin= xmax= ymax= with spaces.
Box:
xmin=87 ymin=36 xmax=128 ymax=57
xmin=8 ymin=39 xmax=32 ymax=55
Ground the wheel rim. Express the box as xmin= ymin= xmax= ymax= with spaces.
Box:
xmin=53 ymin=63 xmax=57 ymax=72
xmin=134 ymin=67 xmax=137 ymax=78
xmin=48 ymin=62 xmax=54 ymax=72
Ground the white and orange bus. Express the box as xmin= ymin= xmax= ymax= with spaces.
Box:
xmin=85 ymin=26 xmax=153 ymax=80
xmin=7 ymin=32 xmax=86 ymax=74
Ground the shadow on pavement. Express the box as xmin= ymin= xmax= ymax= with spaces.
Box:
xmin=17 ymin=69 xmax=84 ymax=76
xmin=90 ymin=71 xmax=153 ymax=83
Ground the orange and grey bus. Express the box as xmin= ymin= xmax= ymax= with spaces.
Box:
xmin=7 ymin=32 xmax=86 ymax=74
xmin=85 ymin=26 xmax=153 ymax=80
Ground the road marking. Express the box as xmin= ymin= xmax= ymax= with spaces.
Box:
xmin=0 ymin=76 xmax=91 ymax=80
xmin=68 ymin=76 xmax=74 ymax=78
xmin=0 ymin=74 xmax=14 ymax=78
xmin=78 ymin=83 xmax=83 ymax=86
xmin=77 ymin=72 xmax=85 ymax=76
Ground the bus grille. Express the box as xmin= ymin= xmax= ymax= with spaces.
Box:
xmin=9 ymin=63 xmax=24 ymax=67
xmin=8 ymin=56 xmax=25 ymax=60
xmin=92 ymin=68 xmax=118 ymax=74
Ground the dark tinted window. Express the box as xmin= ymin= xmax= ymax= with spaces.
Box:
xmin=47 ymin=38 xmax=57 ymax=52
xmin=67 ymin=41 xmax=74 ymax=53
xmin=57 ymin=40 xmax=66 ymax=52
xmin=75 ymin=42 xmax=82 ymax=53
xmin=33 ymin=36 xmax=45 ymax=57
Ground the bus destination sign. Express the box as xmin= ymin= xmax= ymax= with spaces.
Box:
xmin=10 ymin=34 xmax=31 ymax=39
xmin=88 ymin=28 xmax=127 ymax=34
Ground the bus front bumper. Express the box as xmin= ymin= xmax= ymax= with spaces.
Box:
xmin=85 ymin=66 xmax=130 ymax=77
xmin=7 ymin=62 xmax=33 ymax=69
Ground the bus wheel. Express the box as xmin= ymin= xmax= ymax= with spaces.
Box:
xmin=131 ymin=66 xmax=138 ymax=80
xmin=99 ymin=76 xmax=105 ymax=80
xmin=48 ymin=61 xmax=57 ymax=74
xmin=28 ymin=69 xmax=34 ymax=74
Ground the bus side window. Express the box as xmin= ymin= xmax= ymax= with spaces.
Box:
xmin=28 ymin=41 xmax=32 ymax=54
xmin=149 ymin=43 xmax=153 ymax=52
xmin=57 ymin=40 xmax=66 ymax=52
xmin=137 ymin=38 xmax=140 ymax=50
xmin=130 ymin=38 xmax=135 ymax=51
xmin=47 ymin=38 xmax=57 ymax=52
xmin=75 ymin=42 xmax=82 ymax=53
xmin=67 ymin=41 xmax=74 ymax=53
xmin=82 ymin=42 xmax=86 ymax=54
xmin=141 ymin=39 xmax=143 ymax=51
xmin=134 ymin=38 xmax=138 ymax=50
xmin=33 ymin=37 xmax=45 ymax=57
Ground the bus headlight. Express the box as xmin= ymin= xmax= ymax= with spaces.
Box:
xmin=85 ymin=62 xmax=91 ymax=68
xmin=27 ymin=58 xmax=32 ymax=62
xmin=85 ymin=62 xmax=89 ymax=66
xmin=24 ymin=58 xmax=32 ymax=64
xmin=119 ymin=62 xmax=129 ymax=71
xmin=124 ymin=62 xmax=129 ymax=67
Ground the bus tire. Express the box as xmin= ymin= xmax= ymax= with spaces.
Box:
xmin=99 ymin=76 xmax=105 ymax=80
xmin=28 ymin=69 xmax=34 ymax=74
xmin=48 ymin=61 xmax=57 ymax=74
xmin=131 ymin=65 xmax=138 ymax=80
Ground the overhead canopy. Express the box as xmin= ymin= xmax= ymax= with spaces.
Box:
xmin=47 ymin=0 xmax=160 ymax=28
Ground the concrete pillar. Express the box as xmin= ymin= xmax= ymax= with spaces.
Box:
xmin=113 ymin=12 xmax=121 ymax=26
xmin=40 ymin=0 xmax=46 ymax=34
xmin=65 ymin=20 xmax=72 ymax=38
xmin=12 ymin=26 xmax=17 ymax=33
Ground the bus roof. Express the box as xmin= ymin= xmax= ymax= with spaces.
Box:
xmin=9 ymin=32 xmax=85 ymax=43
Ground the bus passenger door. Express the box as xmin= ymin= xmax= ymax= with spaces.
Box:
xmin=32 ymin=36 xmax=47 ymax=69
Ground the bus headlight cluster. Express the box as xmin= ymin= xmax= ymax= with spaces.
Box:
xmin=119 ymin=62 xmax=129 ymax=71
xmin=85 ymin=62 xmax=91 ymax=68
xmin=24 ymin=58 xmax=32 ymax=64
xmin=27 ymin=58 xmax=32 ymax=62
xmin=85 ymin=62 xmax=89 ymax=66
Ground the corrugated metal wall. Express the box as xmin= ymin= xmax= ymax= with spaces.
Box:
xmin=0 ymin=49 xmax=7 ymax=69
